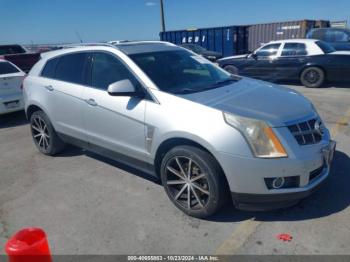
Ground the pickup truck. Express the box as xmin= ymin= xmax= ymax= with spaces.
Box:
xmin=306 ymin=28 xmax=350 ymax=51
xmin=0 ymin=45 xmax=40 ymax=73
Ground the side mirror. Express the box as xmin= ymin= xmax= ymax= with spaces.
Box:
xmin=250 ymin=53 xmax=258 ymax=60
xmin=107 ymin=79 xmax=144 ymax=97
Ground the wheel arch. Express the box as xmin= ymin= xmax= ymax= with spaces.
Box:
xmin=154 ymin=137 xmax=227 ymax=184
xmin=26 ymin=104 xmax=45 ymax=120
xmin=299 ymin=64 xmax=327 ymax=80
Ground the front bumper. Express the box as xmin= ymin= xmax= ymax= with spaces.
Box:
xmin=216 ymin=139 xmax=336 ymax=211
xmin=231 ymin=175 xmax=327 ymax=211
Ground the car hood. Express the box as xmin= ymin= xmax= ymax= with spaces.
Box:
xmin=330 ymin=50 xmax=350 ymax=55
xmin=179 ymin=78 xmax=315 ymax=127
xmin=202 ymin=50 xmax=222 ymax=57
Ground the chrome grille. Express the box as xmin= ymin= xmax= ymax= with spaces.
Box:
xmin=287 ymin=118 xmax=323 ymax=145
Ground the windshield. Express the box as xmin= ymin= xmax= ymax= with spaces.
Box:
xmin=316 ymin=41 xmax=336 ymax=54
xmin=129 ymin=50 xmax=239 ymax=94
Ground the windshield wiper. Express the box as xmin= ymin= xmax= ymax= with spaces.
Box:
xmin=173 ymin=78 xmax=239 ymax=94
xmin=173 ymin=88 xmax=198 ymax=94
xmin=212 ymin=78 xmax=237 ymax=86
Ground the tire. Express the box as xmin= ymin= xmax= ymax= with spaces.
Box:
xmin=223 ymin=65 xmax=239 ymax=75
xmin=160 ymin=145 xmax=229 ymax=218
xmin=30 ymin=110 xmax=66 ymax=155
xmin=300 ymin=67 xmax=325 ymax=88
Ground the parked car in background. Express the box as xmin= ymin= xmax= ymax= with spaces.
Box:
xmin=180 ymin=43 xmax=222 ymax=61
xmin=24 ymin=42 xmax=335 ymax=218
xmin=0 ymin=60 xmax=26 ymax=115
xmin=307 ymin=27 xmax=350 ymax=51
xmin=0 ymin=44 xmax=40 ymax=73
xmin=218 ymin=39 xmax=350 ymax=88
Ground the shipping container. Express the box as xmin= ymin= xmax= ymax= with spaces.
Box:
xmin=160 ymin=20 xmax=330 ymax=57
xmin=247 ymin=20 xmax=330 ymax=51
xmin=160 ymin=26 xmax=248 ymax=57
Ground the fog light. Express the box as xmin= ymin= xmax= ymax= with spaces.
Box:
xmin=272 ymin=177 xmax=285 ymax=189
xmin=264 ymin=176 xmax=300 ymax=190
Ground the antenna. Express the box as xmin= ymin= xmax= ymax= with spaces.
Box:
xmin=75 ymin=31 xmax=83 ymax=43
xmin=160 ymin=0 xmax=166 ymax=32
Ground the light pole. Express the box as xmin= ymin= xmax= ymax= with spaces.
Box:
xmin=160 ymin=0 xmax=166 ymax=32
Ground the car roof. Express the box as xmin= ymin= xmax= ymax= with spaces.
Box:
xmin=115 ymin=41 xmax=179 ymax=55
xmin=310 ymin=27 xmax=350 ymax=32
xmin=40 ymin=41 xmax=180 ymax=60
xmin=268 ymin=39 xmax=318 ymax=45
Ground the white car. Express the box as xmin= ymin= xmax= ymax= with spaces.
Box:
xmin=24 ymin=42 xmax=335 ymax=218
xmin=0 ymin=60 xmax=26 ymax=115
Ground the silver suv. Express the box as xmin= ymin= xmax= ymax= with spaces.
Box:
xmin=24 ymin=42 xmax=336 ymax=218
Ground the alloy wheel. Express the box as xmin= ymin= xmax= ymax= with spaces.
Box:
xmin=305 ymin=69 xmax=320 ymax=84
xmin=165 ymin=156 xmax=210 ymax=211
xmin=31 ymin=115 xmax=50 ymax=151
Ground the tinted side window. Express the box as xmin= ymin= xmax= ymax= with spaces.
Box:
xmin=306 ymin=29 xmax=324 ymax=40
xmin=41 ymin=58 xmax=59 ymax=78
xmin=91 ymin=52 xmax=139 ymax=90
xmin=281 ymin=43 xmax=307 ymax=56
xmin=0 ymin=45 xmax=26 ymax=55
xmin=256 ymin=44 xmax=281 ymax=57
xmin=324 ymin=30 xmax=349 ymax=42
xmin=316 ymin=41 xmax=336 ymax=53
xmin=0 ymin=62 xmax=20 ymax=74
xmin=333 ymin=31 xmax=349 ymax=42
xmin=55 ymin=53 xmax=88 ymax=84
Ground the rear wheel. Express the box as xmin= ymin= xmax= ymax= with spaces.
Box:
xmin=224 ymin=65 xmax=239 ymax=75
xmin=300 ymin=67 xmax=325 ymax=88
xmin=30 ymin=110 xmax=66 ymax=155
xmin=160 ymin=146 xmax=228 ymax=218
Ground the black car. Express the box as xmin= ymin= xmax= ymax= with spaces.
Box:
xmin=307 ymin=27 xmax=350 ymax=51
xmin=217 ymin=39 xmax=350 ymax=88
xmin=180 ymin=43 xmax=222 ymax=61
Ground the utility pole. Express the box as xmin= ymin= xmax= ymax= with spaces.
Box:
xmin=160 ymin=0 xmax=166 ymax=32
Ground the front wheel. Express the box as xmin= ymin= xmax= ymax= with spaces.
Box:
xmin=300 ymin=67 xmax=325 ymax=88
xmin=160 ymin=146 xmax=228 ymax=218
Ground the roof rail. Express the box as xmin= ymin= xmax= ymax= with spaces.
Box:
xmin=60 ymin=43 xmax=116 ymax=49
xmin=114 ymin=40 xmax=176 ymax=46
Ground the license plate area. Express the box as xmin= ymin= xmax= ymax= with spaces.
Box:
xmin=4 ymin=100 xmax=20 ymax=109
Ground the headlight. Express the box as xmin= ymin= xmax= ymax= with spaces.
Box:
xmin=223 ymin=112 xmax=288 ymax=158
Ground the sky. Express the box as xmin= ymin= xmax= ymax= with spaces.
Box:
xmin=1 ymin=0 xmax=350 ymax=45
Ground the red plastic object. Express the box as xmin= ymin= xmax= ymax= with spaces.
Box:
xmin=277 ymin=233 xmax=293 ymax=242
xmin=4 ymin=228 xmax=52 ymax=262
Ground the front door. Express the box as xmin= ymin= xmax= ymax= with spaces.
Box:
xmin=82 ymin=51 xmax=147 ymax=161
xmin=244 ymin=43 xmax=282 ymax=80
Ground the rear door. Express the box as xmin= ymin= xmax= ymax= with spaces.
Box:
xmin=39 ymin=52 xmax=89 ymax=140
xmin=272 ymin=42 xmax=309 ymax=80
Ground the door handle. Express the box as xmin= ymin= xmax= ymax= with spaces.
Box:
xmin=44 ymin=85 xmax=54 ymax=91
xmin=86 ymin=98 xmax=98 ymax=106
